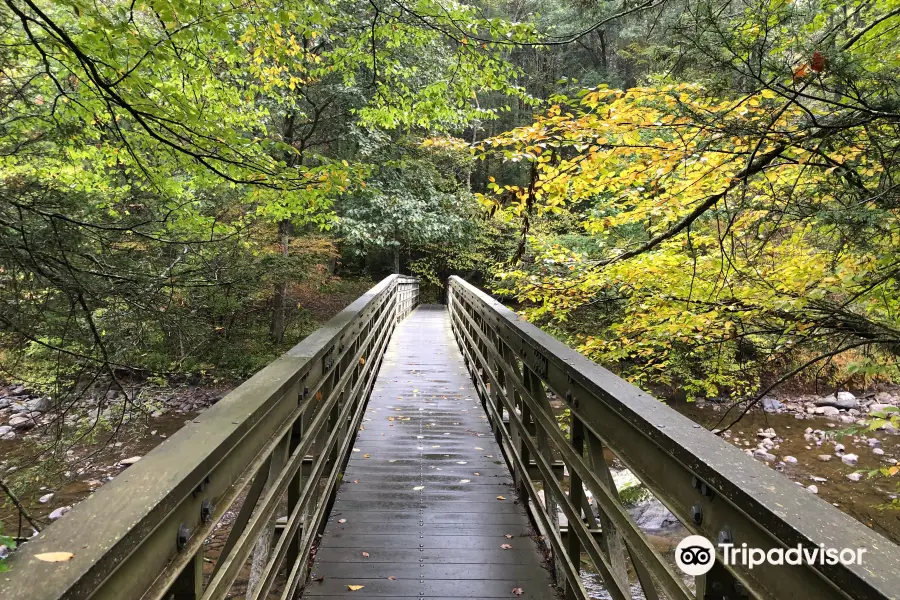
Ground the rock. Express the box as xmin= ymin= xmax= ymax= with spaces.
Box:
xmin=847 ymin=473 xmax=863 ymax=482
xmin=753 ymin=449 xmax=777 ymax=462
xmin=25 ymin=397 xmax=51 ymax=412
xmin=869 ymin=403 xmax=893 ymax=414
xmin=816 ymin=406 xmax=840 ymax=416
xmin=874 ymin=391 xmax=895 ymax=403
xmin=630 ymin=498 xmax=681 ymax=532
xmin=867 ymin=438 xmax=881 ymax=448
xmin=816 ymin=392 xmax=857 ymax=409
xmin=8 ymin=415 xmax=33 ymax=430
xmin=0 ymin=430 xmax=14 ymax=441
xmin=807 ymin=485 xmax=819 ymax=493
xmin=117 ymin=456 xmax=142 ymax=467
xmin=0 ymin=399 xmax=9 ymax=409
xmin=834 ymin=443 xmax=845 ymax=453
xmin=48 ymin=506 xmax=71 ymax=520
xmin=0 ymin=425 xmax=11 ymax=436
xmin=11 ymin=385 xmax=26 ymax=396
xmin=841 ymin=453 xmax=859 ymax=466
xmin=762 ymin=397 xmax=783 ymax=412
xmin=817 ymin=454 xmax=832 ymax=462
xmin=873 ymin=448 xmax=885 ymax=456
xmin=38 ymin=493 xmax=54 ymax=503
xmin=9 ymin=402 xmax=27 ymax=414
xmin=783 ymin=456 xmax=798 ymax=464
xmin=757 ymin=428 xmax=777 ymax=439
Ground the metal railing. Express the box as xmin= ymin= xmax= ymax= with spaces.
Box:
xmin=447 ymin=275 xmax=900 ymax=600
xmin=4 ymin=275 xmax=419 ymax=600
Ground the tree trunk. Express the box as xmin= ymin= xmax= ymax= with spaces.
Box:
xmin=269 ymin=220 xmax=291 ymax=343
xmin=392 ymin=245 xmax=400 ymax=274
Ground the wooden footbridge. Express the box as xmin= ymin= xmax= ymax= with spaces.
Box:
xmin=5 ymin=276 xmax=900 ymax=600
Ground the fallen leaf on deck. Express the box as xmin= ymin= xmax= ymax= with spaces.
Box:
xmin=359 ymin=357 xmax=366 ymax=365
xmin=363 ymin=454 xmax=371 ymax=458
xmin=362 ymin=552 xmax=370 ymax=558
xmin=504 ymin=534 xmax=513 ymax=538
xmin=459 ymin=479 xmax=470 ymax=483
xmin=413 ymin=486 xmax=425 ymax=490
xmin=348 ymin=584 xmax=365 ymax=591
xmin=338 ymin=519 xmax=347 ymax=524
xmin=500 ymin=544 xmax=513 ymax=550
xmin=35 ymin=552 xmax=74 ymax=562
xmin=511 ymin=587 xmax=524 ymax=596
xmin=388 ymin=576 xmax=397 ymax=581
xmin=497 ymin=496 xmax=506 ymax=500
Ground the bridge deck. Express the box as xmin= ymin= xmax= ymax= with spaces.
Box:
xmin=304 ymin=305 xmax=554 ymax=599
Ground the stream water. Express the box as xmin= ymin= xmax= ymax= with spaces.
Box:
xmin=579 ymin=401 xmax=900 ymax=599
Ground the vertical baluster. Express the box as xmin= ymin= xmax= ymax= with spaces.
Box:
xmin=566 ymin=414 xmax=587 ymax=600
xmin=170 ymin=551 xmax=203 ymax=600
xmin=524 ymin=364 xmax=566 ymax=590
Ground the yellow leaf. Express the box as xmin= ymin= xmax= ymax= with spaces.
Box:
xmin=348 ymin=584 xmax=365 ymax=591
xmin=35 ymin=552 xmax=75 ymax=562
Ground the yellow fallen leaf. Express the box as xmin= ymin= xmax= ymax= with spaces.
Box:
xmin=361 ymin=551 xmax=370 ymax=558
xmin=348 ymin=584 xmax=365 ymax=591
xmin=497 ymin=496 xmax=506 ymax=500
xmin=359 ymin=356 xmax=366 ymax=365
xmin=363 ymin=454 xmax=371 ymax=458
xmin=35 ymin=552 xmax=74 ymax=562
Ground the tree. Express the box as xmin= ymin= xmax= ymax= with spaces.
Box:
xmin=481 ymin=0 xmax=900 ymax=410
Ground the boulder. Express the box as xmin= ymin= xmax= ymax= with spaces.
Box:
xmin=25 ymin=397 xmax=50 ymax=413
xmin=816 ymin=392 xmax=857 ymax=410
xmin=783 ymin=456 xmax=798 ymax=464
xmin=8 ymin=415 xmax=33 ymax=430
xmin=38 ymin=493 xmax=54 ymax=504
xmin=816 ymin=406 xmax=840 ymax=416
xmin=807 ymin=485 xmax=818 ymax=494
xmin=753 ymin=449 xmax=777 ymax=462
xmin=817 ymin=454 xmax=832 ymax=462
xmin=761 ymin=397 xmax=783 ymax=412
xmin=846 ymin=473 xmax=863 ymax=482
xmin=873 ymin=448 xmax=885 ymax=456
xmin=869 ymin=403 xmax=893 ymax=414
xmin=48 ymin=506 xmax=71 ymax=520
xmin=841 ymin=453 xmax=859 ymax=466
xmin=117 ymin=456 xmax=142 ymax=467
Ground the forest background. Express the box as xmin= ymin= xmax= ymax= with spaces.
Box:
xmin=1 ymin=0 xmax=900 ymax=518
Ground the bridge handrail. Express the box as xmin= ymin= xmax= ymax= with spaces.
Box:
xmin=447 ymin=275 xmax=900 ymax=600
xmin=4 ymin=275 xmax=419 ymax=600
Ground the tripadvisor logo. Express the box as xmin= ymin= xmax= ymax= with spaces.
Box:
xmin=675 ymin=535 xmax=867 ymax=575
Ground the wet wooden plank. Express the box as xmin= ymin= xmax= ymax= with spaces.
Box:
xmin=305 ymin=305 xmax=554 ymax=599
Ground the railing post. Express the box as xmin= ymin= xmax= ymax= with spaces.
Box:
xmin=170 ymin=552 xmax=203 ymax=600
